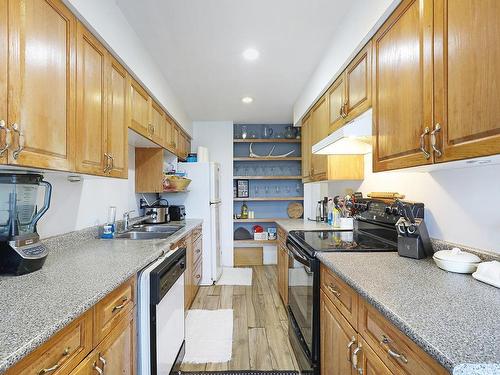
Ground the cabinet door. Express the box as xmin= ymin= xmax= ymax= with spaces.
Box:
xmin=358 ymin=338 xmax=394 ymax=375
xmin=8 ymin=0 xmax=76 ymax=170
xmin=320 ymin=290 xmax=357 ymax=375
xmin=150 ymin=100 xmax=164 ymax=146
xmin=372 ymin=0 xmax=433 ymax=172
xmin=130 ymin=79 xmax=150 ymax=137
xmin=310 ymin=95 xmax=328 ymax=180
xmin=345 ymin=41 xmax=372 ymax=121
xmin=75 ymin=22 xmax=107 ymax=175
xmin=96 ymin=311 xmax=135 ymax=375
xmin=301 ymin=113 xmax=311 ymax=181
xmin=0 ymin=0 xmax=7 ymax=164
xmin=68 ymin=352 xmax=99 ymax=375
xmin=278 ymin=245 xmax=289 ymax=305
xmin=173 ymin=124 xmax=180 ymax=156
xmin=164 ymin=116 xmax=174 ymax=151
xmin=328 ymin=75 xmax=345 ymax=133
xmin=107 ymin=57 xmax=129 ymax=178
xmin=434 ymin=0 xmax=500 ymax=162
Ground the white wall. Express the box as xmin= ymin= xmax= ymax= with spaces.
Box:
xmin=64 ymin=0 xmax=192 ymax=135
xmin=304 ymin=155 xmax=500 ymax=254
xmin=191 ymin=121 xmax=235 ymax=266
xmin=38 ymin=146 xmax=139 ymax=238
xmin=293 ymin=0 xmax=399 ymax=124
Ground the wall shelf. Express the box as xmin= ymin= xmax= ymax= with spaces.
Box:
xmin=234 ymin=157 xmax=302 ymax=161
xmin=234 ymin=239 xmax=278 ymax=245
xmin=234 ymin=197 xmax=303 ymax=202
xmin=234 ymin=138 xmax=301 ymax=143
xmin=234 ymin=218 xmax=283 ymax=223
xmin=233 ymin=176 xmax=301 ymax=180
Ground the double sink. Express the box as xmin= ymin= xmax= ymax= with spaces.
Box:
xmin=115 ymin=223 xmax=185 ymax=240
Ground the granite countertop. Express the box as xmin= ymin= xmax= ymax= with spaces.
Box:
xmin=275 ymin=219 xmax=334 ymax=232
xmin=0 ymin=219 xmax=202 ymax=373
xmin=316 ymin=252 xmax=500 ymax=375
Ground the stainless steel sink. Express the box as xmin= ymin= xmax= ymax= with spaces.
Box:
xmin=114 ymin=223 xmax=184 ymax=240
xmin=114 ymin=231 xmax=174 ymax=240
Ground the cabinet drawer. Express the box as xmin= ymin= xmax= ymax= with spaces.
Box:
xmin=171 ymin=236 xmax=187 ymax=251
xmin=320 ymin=264 xmax=358 ymax=329
xmin=359 ymin=299 xmax=448 ymax=375
xmin=192 ymin=235 xmax=202 ymax=265
xmin=192 ymin=257 xmax=202 ymax=287
xmin=7 ymin=310 xmax=93 ymax=375
xmin=93 ymin=276 xmax=135 ymax=345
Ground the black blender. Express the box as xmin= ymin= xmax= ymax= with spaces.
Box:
xmin=0 ymin=173 xmax=52 ymax=275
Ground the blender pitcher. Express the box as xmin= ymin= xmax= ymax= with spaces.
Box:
xmin=0 ymin=173 xmax=52 ymax=275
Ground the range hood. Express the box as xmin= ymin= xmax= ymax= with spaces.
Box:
xmin=312 ymin=109 xmax=372 ymax=155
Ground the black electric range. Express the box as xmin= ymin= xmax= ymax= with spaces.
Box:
xmin=285 ymin=199 xmax=424 ymax=375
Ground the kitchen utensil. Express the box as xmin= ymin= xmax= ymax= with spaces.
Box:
xmin=433 ymin=248 xmax=481 ymax=273
xmin=287 ymin=202 xmax=304 ymax=219
xmin=472 ymin=261 xmax=500 ymax=288
xmin=315 ymin=201 xmax=322 ymax=221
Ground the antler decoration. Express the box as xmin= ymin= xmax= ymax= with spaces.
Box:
xmin=249 ymin=143 xmax=295 ymax=158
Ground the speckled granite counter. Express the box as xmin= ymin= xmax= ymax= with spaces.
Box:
xmin=275 ymin=219 xmax=333 ymax=232
xmin=316 ymin=252 xmax=500 ymax=375
xmin=0 ymin=219 xmax=202 ymax=373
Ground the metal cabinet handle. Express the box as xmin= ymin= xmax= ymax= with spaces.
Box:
xmin=112 ymin=297 xmax=128 ymax=312
xmin=0 ymin=120 xmax=11 ymax=156
xmin=419 ymin=127 xmax=431 ymax=159
xmin=93 ymin=362 xmax=103 ymax=375
xmin=103 ymin=153 xmax=111 ymax=173
xmin=98 ymin=354 xmax=106 ymax=370
xmin=380 ymin=334 xmax=408 ymax=364
xmin=12 ymin=123 xmax=24 ymax=160
xmin=342 ymin=101 xmax=349 ymax=118
xmin=327 ymin=283 xmax=341 ymax=297
xmin=347 ymin=336 xmax=356 ymax=362
xmin=38 ymin=347 xmax=70 ymax=374
xmin=430 ymin=123 xmax=442 ymax=157
xmin=352 ymin=343 xmax=362 ymax=370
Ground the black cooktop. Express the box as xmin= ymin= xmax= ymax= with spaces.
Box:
xmin=288 ymin=230 xmax=397 ymax=255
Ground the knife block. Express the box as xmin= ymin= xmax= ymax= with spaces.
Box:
xmin=397 ymin=219 xmax=433 ymax=259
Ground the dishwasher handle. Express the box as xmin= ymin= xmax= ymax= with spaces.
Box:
xmin=150 ymin=247 xmax=186 ymax=304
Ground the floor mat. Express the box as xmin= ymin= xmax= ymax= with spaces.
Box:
xmin=183 ymin=309 xmax=233 ymax=363
xmin=179 ymin=371 xmax=298 ymax=375
xmin=216 ymin=267 xmax=253 ymax=285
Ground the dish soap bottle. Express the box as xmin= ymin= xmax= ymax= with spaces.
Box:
xmin=241 ymin=203 xmax=249 ymax=219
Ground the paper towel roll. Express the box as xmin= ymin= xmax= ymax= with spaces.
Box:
xmin=197 ymin=146 xmax=209 ymax=162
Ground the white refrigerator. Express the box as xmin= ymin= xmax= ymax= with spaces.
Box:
xmin=178 ymin=162 xmax=222 ymax=285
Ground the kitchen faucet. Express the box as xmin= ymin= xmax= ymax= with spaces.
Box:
xmin=122 ymin=210 xmax=157 ymax=231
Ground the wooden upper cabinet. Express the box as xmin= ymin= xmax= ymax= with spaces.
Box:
xmin=328 ymin=75 xmax=345 ymax=133
xmin=372 ymin=0 xmax=434 ymax=172
xmin=164 ymin=115 xmax=174 ymax=151
xmin=173 ymin=124 xmax=180 ymax=154
xmin=106 ymin=58 xmax=129 ymax=178
xmin=150 ymin=100 xmax=165 ymax=146
xmin=130 ymin=79 xmax=150 ymax=137
xmin=345 ymin=41 xmax=371 ymax=121
xmin=310 ymin=94 xmax=328 ymax=180
xmin=7 ymin=0 xmax=76 ymax=170
xmin=0 ymin=0 xmax=7 ymax=164
xmin=75 ymin=22 xmax=107 ymax=175
xmin=433 ymin=0 xmax=500 ymax=163
xmin=320 ymin=290 xmax=357 ymax=375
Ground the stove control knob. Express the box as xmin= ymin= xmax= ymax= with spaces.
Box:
xmin=391 ymin=206 xmax=400 ymax=216
xmin=385 ymin=206 xmax=392 ymax=215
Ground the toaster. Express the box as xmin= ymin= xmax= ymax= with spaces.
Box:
xmin=169 ymin=205 xmax=186 ymax=221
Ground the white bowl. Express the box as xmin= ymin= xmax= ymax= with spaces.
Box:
xmin=433 ymin=256 xmax=480 ymax=274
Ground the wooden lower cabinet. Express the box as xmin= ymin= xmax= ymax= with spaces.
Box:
xmin=320 ymin=265 xmax=448 ymax=375
xmin=180 ymin=225 xmax=203 ymax=310
xmin=5 ymin=277 xmax=137 ymax=375
xmin=277 ymin=225 xmax=289 ymax=305
xmin=70 ymin=310 xmax=135 ymax=375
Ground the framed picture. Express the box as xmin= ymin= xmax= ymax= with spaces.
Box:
xmin=236 ymin=179 xmax=249 ymax=198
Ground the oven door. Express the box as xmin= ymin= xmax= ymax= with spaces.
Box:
xmin=286 ymin=238 xmax=318 ymax=370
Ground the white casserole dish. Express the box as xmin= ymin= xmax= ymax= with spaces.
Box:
xmin=433 ymin=248 xmax=481 ymax=274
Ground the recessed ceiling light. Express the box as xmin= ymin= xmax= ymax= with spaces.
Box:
xmin=242 ymin=48 xmax=259 ymax=61
xmin=242 ymin=96 xmax=254 ymax=104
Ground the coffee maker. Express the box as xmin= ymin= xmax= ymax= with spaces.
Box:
xmin=0 ymin=173 xmax=52 ymax=275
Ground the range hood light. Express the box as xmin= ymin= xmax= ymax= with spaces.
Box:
xmin=312 ymin=109 xmax=372 ymax=155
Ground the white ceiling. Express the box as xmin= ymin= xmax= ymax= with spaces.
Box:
xmin=115 ymin=0 xmax=354 ymax=124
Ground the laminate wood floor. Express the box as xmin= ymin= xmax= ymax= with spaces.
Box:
xmin=180 ymin=265 xmax=299 ymax=372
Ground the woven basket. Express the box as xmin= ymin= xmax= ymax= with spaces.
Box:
xmin=163 ymin=175 xmax=192 ymax=192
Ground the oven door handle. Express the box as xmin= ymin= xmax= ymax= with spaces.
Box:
xmin=286 ymin=242 xmax=311 ymax=267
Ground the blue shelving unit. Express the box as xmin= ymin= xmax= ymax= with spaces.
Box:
xmin=233 ymin=124 xmax=303 ymax=243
